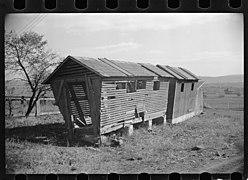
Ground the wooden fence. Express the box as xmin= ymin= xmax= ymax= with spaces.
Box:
xmin=5 ymin=96 xmax=60 ymax=117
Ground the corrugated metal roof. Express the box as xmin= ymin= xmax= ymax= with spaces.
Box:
xmin=179 ymin=67 xmax=199 ymax=80
xmin=43 ymin=56 xmax=159 ymax=84
xmin=100 ymin=58 xmax=157 ymax=77
xmin=157 ymin=65 xmax=198 ymax=80
xmin=139 ymin=63 xmax=173 ymax=78
xmin=72 ymin=56 xmax=127 ymax=77
xmin=43 ymin=55 xmax=199 ymax=84
xmin=168 ymin=66 xmax=196 ymax=80
xmin=98 ymin=58 xmax=133 ymax=76
xmin=157 ymin=65 xmax=184 ymax=79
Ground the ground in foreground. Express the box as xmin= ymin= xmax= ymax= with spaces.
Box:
xmin=5 ymin=108 xmax=243 ymax=174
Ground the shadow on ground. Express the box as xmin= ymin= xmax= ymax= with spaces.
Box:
xmin=5 ymin=123 xmax=93 ymax=147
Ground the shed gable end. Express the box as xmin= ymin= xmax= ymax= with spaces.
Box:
xmin=45 ymin=58 xmax=98 ymax=83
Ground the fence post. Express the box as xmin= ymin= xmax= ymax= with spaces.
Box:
xmin=36 ymin=99 xmax=41 ymax=116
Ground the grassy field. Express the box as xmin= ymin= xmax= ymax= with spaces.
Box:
xmin=5 ymin=83 xmax=244 ymax=174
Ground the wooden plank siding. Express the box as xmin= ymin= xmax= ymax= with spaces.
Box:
xmin=49 ymin=59 xmax=98 ymax=82
xmin=172 ymin=81 xmax=197 ymax=119
xmin=100 ymin=79 xmax=169 ymax=128
xmin=45 ymin=56 xmax=202 ymax=142
xmin=67 ymin=82 xmax=92 ymax=125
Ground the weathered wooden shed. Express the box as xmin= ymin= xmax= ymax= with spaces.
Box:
xmin=156 ymin=65 xmax=201 ymax=124
xmin=43 ymin=56 xmax=171 ymax=144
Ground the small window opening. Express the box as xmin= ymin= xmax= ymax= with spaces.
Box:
xmin=127 ymin=81 xmax=136 ymax=93
xmin=191 ymin=83 xmax=194 ymax=91
xmin=107 ymin=96 xmax=116 ymax=100
xmin=181 ymin=83 xmax=184 ymax=92
xmin=137 ymin=80 xmax=146 ymax=89
xmin=116 ymin=82 xmax=126 ymax=90
xmin=153 ymin=81 xmax=160 ymax=90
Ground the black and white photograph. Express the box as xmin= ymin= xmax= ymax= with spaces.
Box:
xmin=5 ymin=13 xmax=243 ymax=174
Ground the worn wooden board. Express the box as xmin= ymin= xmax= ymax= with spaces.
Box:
xmin=99 ymin=79 xmax=169 ymax=129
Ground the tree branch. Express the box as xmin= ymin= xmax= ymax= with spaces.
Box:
xmin=13 ymin=45 xmax=35 ymax=92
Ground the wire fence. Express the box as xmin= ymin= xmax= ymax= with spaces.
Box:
xmin=5 ymin=96 xmax=60 ymax=117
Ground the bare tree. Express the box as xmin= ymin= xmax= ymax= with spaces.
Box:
xmin=5 ymin=31 xmax=60 ymax=117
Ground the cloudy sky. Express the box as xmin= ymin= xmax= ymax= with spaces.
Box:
xmin=5 ymin=13 xmax=243 ymax=76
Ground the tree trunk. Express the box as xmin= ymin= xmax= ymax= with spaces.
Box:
xmin=25 ymin=91 xmax=43 ymax=117
xmin=8 ymin=98 xmax=12 ymax=118
xmin=25 ymin=104 xmax=33 ymax=117
xmin=25 ymin=92 xmax=37 ymax=117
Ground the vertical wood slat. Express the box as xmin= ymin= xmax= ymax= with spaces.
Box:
xmin=56 ymin=83 xmax=73 ymax=146
xmin=55 ymin=79 xmax=64 ymax=105
xmin=84 ymin=74 xmax=92 ymax=117
xmin=92 ymin=78 xmax=101 ymax=137
xmin=86 ymin=76 xmax=97 ymax=136
xmin=65 ymin=83 xmax=74 ymax=146
xmin=66 ymin=82 xmax=87 ymax=125
xmin=86 ymin=77 xmax=101 ymax=137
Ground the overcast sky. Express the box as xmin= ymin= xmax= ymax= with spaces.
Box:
xmin=5 ymin=13 xmax=243 ymax=77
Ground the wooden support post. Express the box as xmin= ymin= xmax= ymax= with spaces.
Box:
xmin=163 ymin=115 xmax=167 ymax=125
xmin=148 ymin=119 xmax=152 ymax=131
xmin=127 ymin=124 xmax=133 ymax=136
xmin=64 ymin=84 xmax=74 ymax=146
xmin=124 ymin=124 xmax=133 ymax=136
xmin=36 ymin=99 xmax=40 ymax=117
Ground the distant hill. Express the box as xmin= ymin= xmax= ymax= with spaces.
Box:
xmin=199 ymin=74 xmax=244 ymax=84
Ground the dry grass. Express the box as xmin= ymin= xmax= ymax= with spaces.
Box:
xmin=5 ymin=108 xmax=243 ymax=174
xmin=5 ymin=83 xmax=244 ymax=174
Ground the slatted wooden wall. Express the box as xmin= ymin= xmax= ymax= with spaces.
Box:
xmin=67 ymin=82 xmax=92 ymax=125
xmin=100 ymin=79 xmax=169 ymax=128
